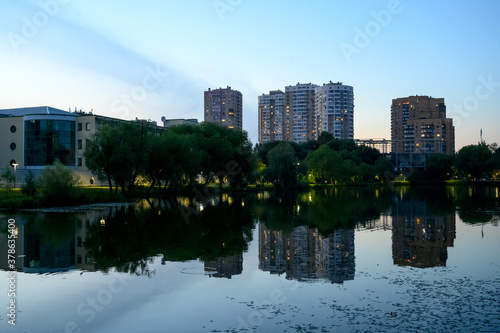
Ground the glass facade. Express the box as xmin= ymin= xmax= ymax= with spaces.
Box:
xmin=25 ymin=119 xmax=76 ymax=166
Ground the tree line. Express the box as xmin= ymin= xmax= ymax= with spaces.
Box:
xmin=84 ymin=121 xmax=255 ymax=195
xmin=409 ymin=142 xmax=500 ymax=183
xmin=81 ymin=122 xmax=500 ymax=195
xmin=83 ymin=123 xmax=394 ymax=195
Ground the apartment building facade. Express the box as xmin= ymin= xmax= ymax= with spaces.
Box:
xmin=204 ymin=86 xmax=243 ymax=130
xmin=258 ymin=82 xmax=354 ymax=144
xmin=391 ymin=96 xmax=455 ymax=155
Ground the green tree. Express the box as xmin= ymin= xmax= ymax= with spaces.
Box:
xmin=85 ymin=122 xmax=153 ymax=194
xmin=21 ymin=170 xmax=37 ymax=196
xmin=317 ymin=131 xmax=334 ymax=145
xmin=425 ymin=153 xmax=454 ymax=181
xmin=145 ymin=131 xmax=202 ymax=193
xmin=265 ymin=142 xmax=298 ymax=192
xmin=0 ymin=168 xmax=16 ymax=197
xmin=305 ymin=144 xmax=340 ymax=184
xmin=37 ymin=159 xmax=81 ymax=205
xmin=455 ymin=144 xmax=493 ymax=180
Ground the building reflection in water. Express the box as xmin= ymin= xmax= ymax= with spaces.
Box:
xmin=0 ymin=210 xmax=106 ymax=273
xmin=258 ymin=224 xmax=355 ymax=283
xmin=391 ymin=196 xmax=456 ymax=268
xmin=204 ymin=254 xmax=243 ymax=279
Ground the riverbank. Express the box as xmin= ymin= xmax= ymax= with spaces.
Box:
xmin=1 ymin=180 xmax=499 ymax=210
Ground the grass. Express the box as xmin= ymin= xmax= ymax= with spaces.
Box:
xmin=0 ymin=186 xmax=127 ymax=209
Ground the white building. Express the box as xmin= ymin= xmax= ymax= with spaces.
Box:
xmin=315 ymin=82 xmax=354 ymax=140
xmin=284 ymin=83 xmax=318 ymax=143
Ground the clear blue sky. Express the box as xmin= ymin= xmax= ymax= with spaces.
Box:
xmin=1 ymin=0 xmax=499 ymax=149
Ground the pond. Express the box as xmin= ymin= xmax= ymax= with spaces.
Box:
xmin=0 ymin=185 xmax=499 ymax=332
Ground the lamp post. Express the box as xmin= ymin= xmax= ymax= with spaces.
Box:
xmin=12 ymin=163 xmax=18 ymax=188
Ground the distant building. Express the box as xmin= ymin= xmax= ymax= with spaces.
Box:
xmin=162 ymin=118 xmax=199 ymax=128
xmin=258 ymin=90 xmax=285 ymax=143
xmin=391 ymin=96 xmax=455 ymax=155
xmin=284 ymin=83 xmax=318 ymax=143
xmin=204 ymin=86 xmax=242 ymax=130
xmin=315 ymin=82 xmax=354 ymax=140
xmin=258 ymin=82 xmax=354 ymax=144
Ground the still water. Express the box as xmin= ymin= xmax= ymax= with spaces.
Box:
xmin=0 ymin=186 xmax=499 ymax=332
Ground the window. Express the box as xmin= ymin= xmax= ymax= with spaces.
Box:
xmin=24 ymin=119 xmax=76 ymax=166
xmin=78 ymin=123 xmax=82 ymax=131
xmin=77 ymin=236 xmax=82 ymax=247
xmin=10 ymin=125 xmax=16 ymax=133
xmin=10 ymin=143 xmax=16 ymax=150
xmin=78 ymin=140 xmax=82 ymax=149
xmin=86 ymin=122 xmax=91 ymax=131
xmin=10 ymin=160 xmax=17 ymax=167
xmin=78 ymin=158 xmax=82 ymax=167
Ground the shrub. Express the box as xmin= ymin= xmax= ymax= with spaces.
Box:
xmin=37 ymin=160 xmax=82 ymax=206
xmin=22 ymin=170 xmax=37 ymax=196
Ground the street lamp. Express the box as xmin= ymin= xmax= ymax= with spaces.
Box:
xmin=12 ymin=163 xmax=18 ymax=188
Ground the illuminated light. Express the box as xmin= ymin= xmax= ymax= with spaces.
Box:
xmin=13 ymin=228 xmax=18 ymax=237
xmin=100 ymin=217 xmax=105 ymax=226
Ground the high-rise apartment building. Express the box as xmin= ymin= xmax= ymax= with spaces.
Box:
xmin=284 ymin=83 xmax=318 ymax=143
xmin=315 ymin=82 xmax=354 ymax=140
xmin=258 ymin=90 xmax=285 ymax=143
xmin=204 ymin=86 xmax=242 ymax=130
xmin=391 ymin=96 xmax=454 ymax=154
xmin=258 ymin=82 xmax=354 ymax=144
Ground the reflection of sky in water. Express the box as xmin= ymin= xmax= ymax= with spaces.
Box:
xmin=1 ymin=214 xmax=499 ymax=332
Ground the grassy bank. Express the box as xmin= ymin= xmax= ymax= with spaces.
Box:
xmin=0 ymin=187 xmax=127 ymax=209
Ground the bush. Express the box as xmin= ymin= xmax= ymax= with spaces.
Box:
xmin=37 ymin=160 xmax=82 ymax=206
xmin=22 ymin=170 xmax=37 ymax=196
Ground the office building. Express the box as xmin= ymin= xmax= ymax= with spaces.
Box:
xmin=0 ymin=106 xmax=165 ymax=183
xmin=391 ymin=96 xmax=455 ymax=155
xmin=204 ymin=86 xmax=243 ymax=130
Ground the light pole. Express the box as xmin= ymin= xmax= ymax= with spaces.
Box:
xmin=12 ymin=163 xmax=18 ymax=188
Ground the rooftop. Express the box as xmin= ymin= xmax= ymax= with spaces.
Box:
xmin=0 ymin=106 xmax=73 ymax=117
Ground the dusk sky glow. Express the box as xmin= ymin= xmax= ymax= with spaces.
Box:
xmin=1 ymin=0 xmax=499 ymax=149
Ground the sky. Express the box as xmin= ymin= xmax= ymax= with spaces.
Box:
xmin=0 ymin=0 xmax=499 ymax=150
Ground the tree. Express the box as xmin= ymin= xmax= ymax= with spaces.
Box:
xmin=144 ymin=131 xmax=202 ymax=193
xmin=455 ymin=144 xmax=493 ymax=180
xmin=0 ymin=168 xmax=16 ymax=197
xmin=425 ymin=153 xmax=454 ymax=181
xmin=305 ymin=144 xmax=341 ymax=184
xmin=265 ymin=142 xmax=298 ymax=192
xmin=84 ymin=122 xmax=153 ymax=194
xmin=37 ymin=159 xmax=81 ymax=205
xmin=317 ymin=131 xmax=334 ymax=145
xmin=21 ymin=170 xmax=36 ymax=196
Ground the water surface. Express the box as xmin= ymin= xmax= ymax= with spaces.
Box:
xmin=0 ymin=186 xmax=499 ymax=332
